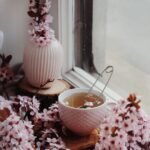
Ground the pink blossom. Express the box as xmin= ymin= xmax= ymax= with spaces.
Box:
xmin=36 ymin=129 xmax=69 ymax=150
xmin=37 ymin=103 xmax=60 ymax=122
xmin=0 ymin=96 xmax=69 ymax=149
xmin=95 ymin=94 xmax=150 ymax=150
xmin=28 ymin=0 xmax=55 ymax=47
xmin=0 ymin=114 xmax=35 ymax=150
xmin=10 ymin=95 xmax=40 ymax=120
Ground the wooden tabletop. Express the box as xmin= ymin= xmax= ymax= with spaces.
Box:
xmin=19 ymin=78 xmax=71 ymax=96
xmin=62 ymin=129 xmax=99 ymax=150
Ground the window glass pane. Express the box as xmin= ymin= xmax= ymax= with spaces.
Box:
xmin=74 ymin=0 xmax=95 ymax=72
xmin=74 ymin=0 xmax=150 ymax=114
xmin=102 ymin=0 xmax=150 ymax=114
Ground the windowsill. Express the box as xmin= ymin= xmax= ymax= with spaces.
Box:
xmin=62 ymin=67 xmax=122 ymax=103
xmin=63 ymin=68 xmax=150 ymax=115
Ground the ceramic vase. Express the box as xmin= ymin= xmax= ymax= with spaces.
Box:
xmin=23 ymin=39 xmax=63 ymax=88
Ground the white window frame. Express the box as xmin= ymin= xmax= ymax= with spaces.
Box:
xmin=58 ymin=0 xmax=121 ymax=101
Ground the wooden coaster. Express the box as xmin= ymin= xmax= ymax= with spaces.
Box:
xmin=19 ymin=78 xmax=71 ymax=96
xmin=62 ymin=129 xmax=99 ymax=150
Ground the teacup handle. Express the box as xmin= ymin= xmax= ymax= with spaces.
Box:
xmin=106 ymin=100 xmax=117 ymax=111
xmin=99 ymin=100 xmax=117 ymax=119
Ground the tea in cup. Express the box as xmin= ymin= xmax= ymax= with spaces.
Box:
xmin=58 ymin=88 xmax=115 ymax=136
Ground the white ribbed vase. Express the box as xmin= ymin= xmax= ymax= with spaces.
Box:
xmin=23 ymin=40 xmax=63 ymax=88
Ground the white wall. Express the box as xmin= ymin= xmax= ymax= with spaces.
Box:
xmin=0 ymin=0 xmax=58 ymax=65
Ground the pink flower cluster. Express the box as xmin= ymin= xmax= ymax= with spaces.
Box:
xmin=34 ymin=103 xmax=69 ymax=149
xmin=0 ymin=97 xmax=35 ymax=150
xmin=0 ymin=115 xmax=35 ymax=150
xmin=95 ymin=94 xmax=150 ymax=150
xmin=36 ymin=129 xmax=69 ymax=150
xmin=11 ymin=96 xmax=40 ymax=120
xmin=37 ymin=103 xmax=60 ymax=122
xmin=0 ymin=96 xmax=69 ymax=150
xmin=0 ymin=96 xmax=12 ymax=111
xmin=28 ymin=0 xmax=55 ymax=47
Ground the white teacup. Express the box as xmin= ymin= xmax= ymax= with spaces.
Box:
xmin=58 ymin=88 xmax=115 ymax=136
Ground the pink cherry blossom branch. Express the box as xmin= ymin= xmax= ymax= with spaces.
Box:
xmin=28 ymin=0 xmax=55 ymax=47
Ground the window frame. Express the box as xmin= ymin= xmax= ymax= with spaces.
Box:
xmin=58 ymin=0 xmax=121 ymax=101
